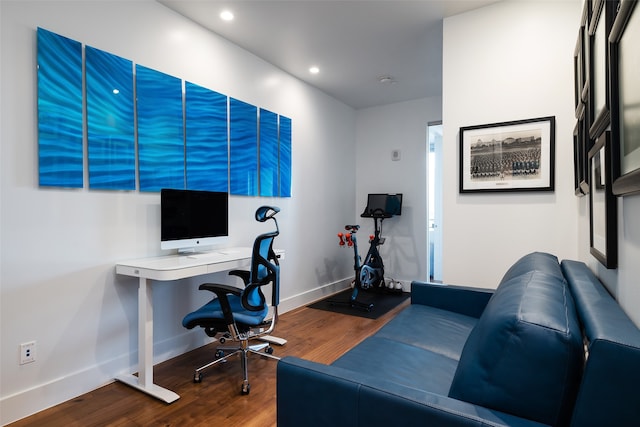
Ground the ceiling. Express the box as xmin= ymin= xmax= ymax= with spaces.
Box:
xmin=159 ymin=0 xmax=502 ymax=110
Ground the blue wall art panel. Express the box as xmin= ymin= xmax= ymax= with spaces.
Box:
xmin=259 ymin=109 xmax=278 ymax=197
xmin=136 ymin=65 xmax=184 ymax=192
xmin=229 ymin=98 xmax=258 ymax=196
xmin=185 ymin=82 xmax=228 ymax=192
xmin=85 ymin=46 xmax=135 ymax=190
xmin=279 ymin=116 xmax=292 ymax=197
xmin=37 ymin=28 xmax=83 ymax=188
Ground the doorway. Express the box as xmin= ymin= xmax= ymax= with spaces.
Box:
xmin=427 ymin=122 xmax=443 ymax=282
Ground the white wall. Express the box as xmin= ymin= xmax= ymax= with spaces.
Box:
xmin=443 ymin=0 xmax=640 ymax=328
xmin=442 ymin=0 xmax=581 ymax=287
xmin=0 ymin=1 xmax=357 ymax=423
xmin=355 ymin=97 xmax=442 ymax=286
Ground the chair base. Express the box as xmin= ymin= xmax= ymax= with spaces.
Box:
xmin=193 ymin=339 xmax=280 ymax=395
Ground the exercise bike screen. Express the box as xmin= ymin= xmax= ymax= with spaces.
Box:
xmin=363 ymin=193 xmax=402 ymax=217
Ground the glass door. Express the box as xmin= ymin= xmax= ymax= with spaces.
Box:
xmin=427 ymin=122 xmax=443 ymax=282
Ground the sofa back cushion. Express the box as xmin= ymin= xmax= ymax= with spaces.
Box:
xmin=499 ymin=251 xmax=563 ymax=286
xmin=449 ymin=270 xmax=583 ymax=426
xmin=562 ymin=260 xmax=640 ymax=427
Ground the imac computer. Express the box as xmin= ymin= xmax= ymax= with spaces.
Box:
xmin=160 ymin=188 xmax=229 ymax=253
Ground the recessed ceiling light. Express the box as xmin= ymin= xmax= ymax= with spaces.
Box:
xmin=220 ymin=10 xmax=234 ymax=21
xmin=378 ymin=75 xmax=397 ymax=84
xmin=309 ymin=66 xmax=320 ymax=74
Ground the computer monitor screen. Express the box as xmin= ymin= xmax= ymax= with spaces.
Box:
xmin=160 ymin=188 xmax=228 ymax=252
xmin=363 ymin=193 xmax=403 ymax=217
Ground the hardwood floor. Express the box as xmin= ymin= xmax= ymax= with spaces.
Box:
xmin=8 ymin=298 xmax=410 ymax=427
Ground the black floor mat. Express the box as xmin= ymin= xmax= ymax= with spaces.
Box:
xmin=307 ymin=288 xmax=410 ymax=319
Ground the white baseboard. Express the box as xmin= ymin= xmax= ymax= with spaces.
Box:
xmin=278 ymin=278 xmax=351 ymax=314
xmin=0 ymin=330 xmax=209 ymax=426
xmin=0 ymin=280 xmax=349 ymax=425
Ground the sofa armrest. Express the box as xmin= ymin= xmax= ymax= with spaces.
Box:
xmin=411 ymin=281 xmax=494 ymax=318
xmin=277 ymin=356 xmax=547 ymax=427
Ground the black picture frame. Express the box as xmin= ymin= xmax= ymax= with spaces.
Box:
xmin=589 ymin=131 xmax=617 ymax=269
xmin=574 ymin=27 xmax=585 ymax=119
xmin=582 ymin=0 xmax=592 ymax=105
xmin=574 ymin=2 xmax=590 ymax=119
xmin=588 ymin=0 xmax=615 ymax=140
xmin=459 ymin=116 xmax=555 ymax=193
xmin=610 ymin=0 xmax=640 ymax=196
xmin=574 ymin=119 xmax=590 ymax=196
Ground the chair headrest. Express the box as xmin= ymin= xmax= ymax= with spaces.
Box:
xmin=255 ymin=205 xmax=280 ymax=222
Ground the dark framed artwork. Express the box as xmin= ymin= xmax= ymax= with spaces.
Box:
xmin=459 ymin=116 xmax=555 ymax=193
xmin=574 ymin=26 xmax=585 ymax=119
xmin=574 ymin=119 xmax=590 ymax=196
xmin=589 ymin=131 xmax=618 ymax=269
xmin=574 ymin=2 xmax=590 ymax=120
xmin=581 ymin=0 xmax=592 ymax=105
xmin=588 ymin=0 xmax=615 ymax=139
xmin=610 ymin=0 xmax=640 ymax=196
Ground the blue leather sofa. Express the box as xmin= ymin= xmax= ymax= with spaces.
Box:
xmin=277 ymin=252 xmax=640 ymax=427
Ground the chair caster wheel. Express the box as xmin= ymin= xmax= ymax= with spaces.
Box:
xmin=241 ymin=383 xmax=250 ymax=395
xmin=265 ymin=346 xmax=274 ymax=355
xmin=219 ymin=337 xmax=226 ymax=344
xmin=194 ymin=373 xmax=203 ymax=383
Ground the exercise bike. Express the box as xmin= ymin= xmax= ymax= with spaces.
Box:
xmin=335 ymin=193 xmax=403 ymax=311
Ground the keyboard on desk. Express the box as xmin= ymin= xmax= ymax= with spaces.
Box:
xmin=186 ymin=252 xmax=224 ymax=260
xmin=185 ymin=249 xmax=244 ymax=260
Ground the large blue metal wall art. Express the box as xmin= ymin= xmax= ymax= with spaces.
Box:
xmin=85 ymin=46 xmax=136 ymax=190
xmin=36 ymin=27 xmax=292 ymax=197
xmin=37 ymin=28 xmax=84 ymax=188
xmin=185 ymin=82 xmax=228 ymax=192
xmin=136 ymin=65 xmax=185 ymax=192
xmin=259 ymin=109 xmax=278 ymax=197
xmin=279 ymin=116 xmax=292 ymax=197
xmin=230 ymin=98 xmax=258 ymax=196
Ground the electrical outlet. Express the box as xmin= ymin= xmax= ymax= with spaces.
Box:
xmin=19 ymin=341 xmax=36 ymax=365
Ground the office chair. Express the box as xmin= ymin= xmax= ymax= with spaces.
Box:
xmin=182 ymin=205 xmax=282 ymax=395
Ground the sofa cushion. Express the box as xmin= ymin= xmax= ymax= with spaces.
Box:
xmin=333 ymin=336 xmax=459 ymax=395
xmin=374 ymin=304 xmax=478 ymax=360
xmin=499 ymin=251 xmax=563 ymax=287
xmin=448 ymin=270 xmax=584 ymax=426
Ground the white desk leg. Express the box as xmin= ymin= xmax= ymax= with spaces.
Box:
xmin=116 ymin=277 xmax=180 ymax=403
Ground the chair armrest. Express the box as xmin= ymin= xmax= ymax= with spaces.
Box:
xmin=410 ymin=281 xmax=493 ymax=318
xmin=228 ymin=269 xmax=250 ymax=285
xmin=198 ymin=283 xmax=242 ymax=325
xmin=277 ymin=357 xmax=545 ymax=427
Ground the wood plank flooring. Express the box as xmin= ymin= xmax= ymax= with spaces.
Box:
xmin=8 ymin=298 xmax=410 ymax=427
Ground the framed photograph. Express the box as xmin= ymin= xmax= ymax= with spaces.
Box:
xmin=589 ymin=131 xmax=617 ymax=268
xmin=459 ymin=116 xmax=555 ymax=193
xmin=610 ymin=0 xmax=640 ymax=196
xmin=588 ymin=0 xmax=614 ymax=139
xmin=574 ymin=119 xmax=589 ymax=196
xmin=574 ymin=27 xmax=586 ymax=119
xmin=581 ymin=0 xmax=592 ymax=104
xmin=574 ymin=1 xmax=591 ymax=119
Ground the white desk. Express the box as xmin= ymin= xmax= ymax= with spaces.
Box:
xmin=115 ymin=247 xmax=282 ymax=403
